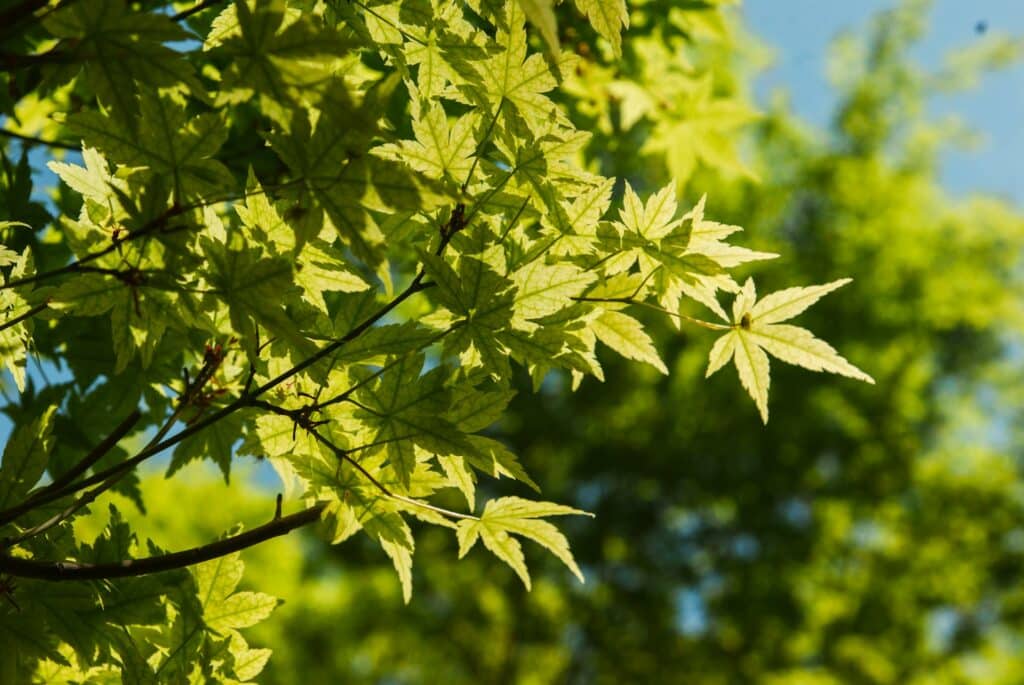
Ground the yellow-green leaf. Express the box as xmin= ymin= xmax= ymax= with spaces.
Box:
xmin=591 ymin=310 xmax=668 ymax=374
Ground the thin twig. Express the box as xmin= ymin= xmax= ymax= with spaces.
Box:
xmin=0 ymin=129 xmax=78 ymax=151
xmin=170 ymin=0 xmax=226 ymax=22
xmin=3 ymin=348 xmax=226 ymax=543
xmin=0 ymin=174 xmax=318 ymax=293
xmin=0 ymin=48 xmax=76 ymax=73
xmin=0 ymin=300 xmax=49 ymax=334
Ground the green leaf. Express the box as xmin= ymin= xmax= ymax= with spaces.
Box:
xmin=465 ymin=436 xmax=540 ymax=491
xmin=0 ymin=247 xmax=36 ymax=390
xmin=49 ymin=273 xmax=123 ymax=317
xmin=437 ymin=455 xmax=477 ymax=510
xmin=167 ymin=410 xmax=246 ymax=481
xmin=420 ymin=252 xmax=518 ymax=377
xmin=512 ymin=261 xmax=596 ymax=320
xmin=467 ymin=7 xmax=565 ymax=134
xmin=616 ymin=181 xmax=680 ymax=240
xmin=43 ymin=0 xmax=201 ymax=117
xmin=201 ymin=238 xmax=314 ymax=362
xmin=749 ymin=278 xmax=854 ymax=325
xmin=294 ymin=240 xmax=372 ymax=312
xmin=457 ymin=496 xmax=590 ymax=589
xmin=48 ymin=147 xmax=117 ymax=206
xmin=353 ymin=354 xmax=467 ymax=487
xmin=332 ymin=322 xmax=441 ymax=365
xmin=379 ymin=102 xmax=479 ymax=187
xmin=67 ymin=89 xmax=233 ymax=202
xmin=517 ymin=0 xmax=560 ymax=53
xmin=572 ymin=0 xmax=629 ymax=56
xmin=363 ymin=511 xmax=415 ymax=603
xmin=748 ymin=324 xmax=875 ymax=380
xmin=210 ymin=1 xmax=355 ymax=126
xmin=193 ymin=551 xmax=279 ymax=633
xmin=0 ymin=406 xmax=57 ymax=512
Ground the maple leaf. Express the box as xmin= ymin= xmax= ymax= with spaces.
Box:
xmin=456 ymin=496 xmax=591 ymax=589
xmin=706 ymin=278 xmax=875 ymax=423
xmin=43 ymin=0 xmax=201 ymax=116
xmin=462 ymin=7 xmax=567 ymax=134
xmin=378 ymin=101 xmax=479 ymax=188
xmin=207 ymin=1 xmax=354 ymax=126
xmin=66 ymin=89 xmax=234 ymax=203
xmin=572 ymin=0 xmax=629 ymax=56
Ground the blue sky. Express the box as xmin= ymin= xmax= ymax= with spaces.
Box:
xmin=747 ymin=0 xmax=1024 ymax=204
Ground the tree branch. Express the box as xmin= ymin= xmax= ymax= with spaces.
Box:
xmin=0 ymin=0 xmax=80 ymax=42
xmin=1 ymin=275 xmax=434 ymax=518
xmin=0 ymin=129 xmax=79 ymax=151
xmin=0 ymin=48 xmax=76 ymax=73
xmin=0 ymin=503 xmax=325 ymax=581
xmin=0 ymin=204 xmax=190 ymax=291
xmin=0 ymin=409 xmax=142 ymax=531
xmin=26 ymin=409 xmax=141 ymax=501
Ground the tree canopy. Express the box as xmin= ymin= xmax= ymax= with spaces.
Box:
xmin=2 ymin=0 xmax=1018 ymax=683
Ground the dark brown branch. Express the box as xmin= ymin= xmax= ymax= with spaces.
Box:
xmin=171 ymin=0 xmax=226 ymax=22
xmin=0 ymin=129 xmax=79 ymax=151
xmin=0 ymin=503 xmax=325 ymax=581
xmin=5 ymin=276 xmax=434 ymax=517
xmin=0 ymin=0 xmax=80 ymax=42
xmin=0 ymin=350 xmax=225 ymax=536
xmin=0 ymin=48 xmax=76 ymax=73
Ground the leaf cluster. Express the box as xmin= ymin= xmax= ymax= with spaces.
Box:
xmin=0 ymin=0 xmax=871 ymax=679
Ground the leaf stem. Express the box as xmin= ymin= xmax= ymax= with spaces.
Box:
xmin=351 ymin=0 xmax=426 ymax=45
xmin=312 ymin=431 xmax=477 ymax=522
xmin=573 ymin=296 xmax=731 ymax=330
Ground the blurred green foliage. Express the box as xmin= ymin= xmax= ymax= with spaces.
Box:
xmin=78 ymin=0 xmax=1024 ymax=682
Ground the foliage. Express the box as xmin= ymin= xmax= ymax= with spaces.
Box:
xmin=0 ymin=0 xmax=877 ymax=680
xmin=195 ymin=2 xmax=1024 ymax=683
